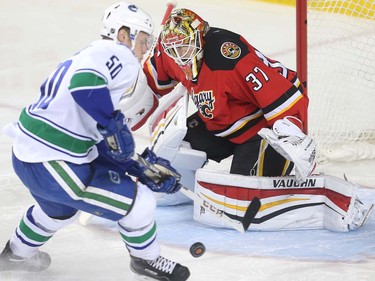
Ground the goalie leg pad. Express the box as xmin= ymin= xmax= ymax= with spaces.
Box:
xmin=156 ymin=143 xmax=207 ymax=206
xmin=119 ymin=69 xmax=159 ymax=131
xmin=194 ymin=169 xmax=327 ymax=231
xmin=193 ymin=170 xmax=371 ymax=232
xmin=323 ymin=175 xmax=374 ymax=231
xmin=147 ymin=88 xmax=207 ymax=205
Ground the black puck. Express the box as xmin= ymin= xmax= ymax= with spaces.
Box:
xmin=189 ymin=242 xmax=206 ymax=258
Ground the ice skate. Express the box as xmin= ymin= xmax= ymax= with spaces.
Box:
xmin=130 ymin=255 xmax=190 ymax=281
xmin=348 ymin=197 xmax=374 ymax=230
xmin=0 ymin=241 xmax=51 ymax=272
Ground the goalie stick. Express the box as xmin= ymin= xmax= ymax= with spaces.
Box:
xmin=181 ymin=186 xmax=261 ymax=233
xmin=146 ymin=1 xmax=176 ymax=57
xmin=135 ymin=153 xmax=261 ymax=233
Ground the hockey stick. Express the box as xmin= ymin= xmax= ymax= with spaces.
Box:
xmin=135 ymin=153 xmax=261 ymax=233
xmin=146 ymin=1 xmax=176 ymax=57
xmin=180 ymin=186 xmax=261 ymax=233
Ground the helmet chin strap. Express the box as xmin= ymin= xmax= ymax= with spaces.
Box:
xmin=193 ymin=51 xmax=203 ymax=79
xmin=180 ymin=57 xmax=198 ymax=81
xmin=186 ymin=51 xmax=203 ymax=80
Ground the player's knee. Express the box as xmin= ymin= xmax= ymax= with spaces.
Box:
xmin=118 ymin=184 xmax=156 ymax=229
xmin=33 ymin=204 xmax=78 ymax=231
xmin=49 ymin=212 xmax=78 ymax=220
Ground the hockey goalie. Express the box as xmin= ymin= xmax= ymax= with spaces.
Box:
xmin=141 ymin=85 xmax=373 ymax=233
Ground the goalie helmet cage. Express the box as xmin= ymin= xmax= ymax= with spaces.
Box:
xmin=296 ymin=0 xmax=375 ymax=163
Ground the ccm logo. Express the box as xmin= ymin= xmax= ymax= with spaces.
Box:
xmin=203 ymin=200 xmax=223 ymax=216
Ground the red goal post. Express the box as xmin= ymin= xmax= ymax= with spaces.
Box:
xmin=296 ymin=0 xmax=375 ymax=163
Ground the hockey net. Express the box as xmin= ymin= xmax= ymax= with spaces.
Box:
xmin=297 ymin=0 xmax=375 ymax=163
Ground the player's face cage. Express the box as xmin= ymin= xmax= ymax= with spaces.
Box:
xmin=161 ymin=9 xmax=207 ymax=80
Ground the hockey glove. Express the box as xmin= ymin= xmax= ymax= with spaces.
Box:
xmin=258 ymin=116 xmax=317 ymax=182
xmin=97 ymin=110 xmax=135 ymax=163
xmin=127 ymin=148 xmax=182 ymax=194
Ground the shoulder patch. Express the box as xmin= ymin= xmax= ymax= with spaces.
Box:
xmin=220 ymin=42 xmax=241 ymax=59
xmin=203 ymin=28 xmax=249 ymax=71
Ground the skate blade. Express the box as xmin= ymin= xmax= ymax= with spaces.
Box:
xmin=360 ymin=203 xmax=374 ymax=227
xmin=133 ymin=273 xmax=157 ymax=281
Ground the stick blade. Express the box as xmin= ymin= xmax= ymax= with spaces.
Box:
xmin=241 ymin=197 xmax=261 ymax=231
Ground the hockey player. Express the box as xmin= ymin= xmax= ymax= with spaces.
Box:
xmin=0 ymin=2 xmax=190 ymax=280
xmin=141 ymin=7 xmax=373 ymax=231
xmin=144 ymin=8 xmax=314 ymax=182
xmin=142 ymin=8 xmax=314 ymax=201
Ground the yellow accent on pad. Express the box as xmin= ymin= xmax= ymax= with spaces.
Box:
xmin=259 ymin=198 xmax=309 ymax=211
xmin=281 ymin=160 xmax=291 ymax=175
xmin=201 ymin=193 xmax=309 ymax=213
xmin=257 ymin=139 xmax=268 ymax=176
xmin=150 ymin=105 xmax=181 ymax=144
xmin=201 ymin=193 xmax=249 ymax=212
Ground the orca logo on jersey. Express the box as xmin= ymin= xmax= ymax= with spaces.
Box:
xmin=191 ymin=89 xmax=215 ymax=119
xmin=128 ymin=4 xmax=138 ymax=12
xmin=220 ymin=42 xmax=241 ymax=59
xmin=109 ymin=170 xmax=121 ymax=184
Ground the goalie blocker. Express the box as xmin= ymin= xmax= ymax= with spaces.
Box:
xmin=193 ymin=169 xmax=373 ymax=232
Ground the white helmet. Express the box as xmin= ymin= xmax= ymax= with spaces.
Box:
xmin=100 ymin=2 xmax=153 ymax=43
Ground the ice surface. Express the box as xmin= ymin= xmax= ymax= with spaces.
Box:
xmin=1 ymin=0 xmax=374 ymax=280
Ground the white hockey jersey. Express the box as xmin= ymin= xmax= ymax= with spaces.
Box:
xmin=13 ymin=40 xmax=140 ymax=164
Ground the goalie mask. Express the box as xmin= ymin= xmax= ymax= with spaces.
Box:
xmin=100 ymin=1 xmax=154 ymax=49
xmin=161 ymin=9 xmax=210 ymax=80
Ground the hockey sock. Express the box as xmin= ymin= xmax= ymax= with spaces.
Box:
xmin=9 ymin=204 xmax=77 ymax=258
xmin=117 ymin=220 xmax=160 ymax=261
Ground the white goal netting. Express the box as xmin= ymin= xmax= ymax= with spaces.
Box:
xmin=307 ymin=0 xmax=375 ymax=163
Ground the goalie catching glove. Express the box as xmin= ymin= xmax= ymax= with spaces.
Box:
xmin=258 ymin=116 xmax=317 ymax=182
xmin=127 ymin=148 xmax=182 ymax=194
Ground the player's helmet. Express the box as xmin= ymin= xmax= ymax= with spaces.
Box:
xmin=100 ymin=2 xmax=153 ymax=47
xmin=161 ymin=9 xmax=210 ymax=80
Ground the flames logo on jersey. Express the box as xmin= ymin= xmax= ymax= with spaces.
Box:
xmin=220 ymin=42 xmax=241 ymax=59
xmin=191 ymin=89 xmax=215 ymax=119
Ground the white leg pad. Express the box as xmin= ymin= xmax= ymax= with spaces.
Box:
xmin=147 ymin=87 xmax=207 ymax=205
xmin=324 ymin=175 xmax=374 ymax=231
xmin=119 ymin=69 xmax=159 ymax=131
xmin=193 ymin=169 xmax=370 ymax=232
xmin=156 ymin=143 xmax=207 ymax=206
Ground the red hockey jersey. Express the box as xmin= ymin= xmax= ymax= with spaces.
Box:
xmin=143 ymin=27 xmax=308 ymax=144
